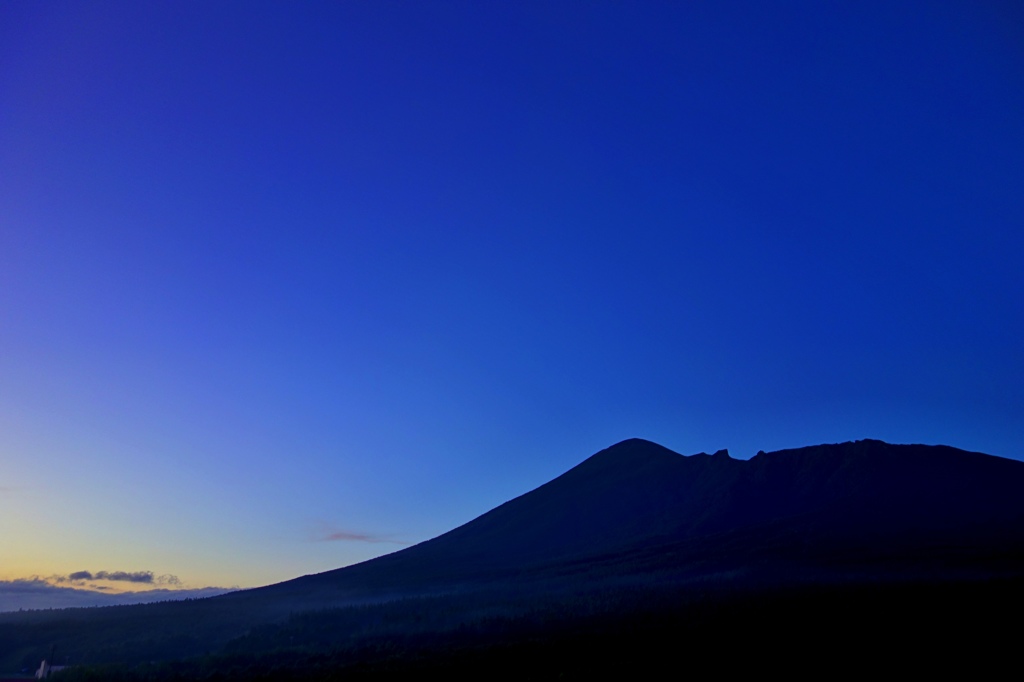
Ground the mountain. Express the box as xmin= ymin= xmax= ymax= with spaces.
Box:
xmin=238 ymin=438 xmax=1024 ymax=609
xmin=4 ymin=438 xmax=1024 ymax=676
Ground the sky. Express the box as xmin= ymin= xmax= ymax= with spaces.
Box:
xmin=2 ymin=1 xmax=1022 ymax=609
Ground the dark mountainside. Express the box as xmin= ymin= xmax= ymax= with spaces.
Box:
xmin=4 ymin=439 xmax=1024 ymax=678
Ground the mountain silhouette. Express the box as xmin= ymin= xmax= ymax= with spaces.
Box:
xmin=240 ymin=438 xmax=1024 ymax=610
xmin=4 ymin=438 xmax=1024 ymax=675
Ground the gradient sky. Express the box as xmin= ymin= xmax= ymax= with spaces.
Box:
xmin=2 ymin=1 xmax=1022 ymax=604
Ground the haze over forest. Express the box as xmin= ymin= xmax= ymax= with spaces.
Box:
xmin=2 ymin=1 xmax=1022 ymax=612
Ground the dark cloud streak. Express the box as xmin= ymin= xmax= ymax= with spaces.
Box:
xmin=57 ymin=570 xmax=181 ymax=585
xmin=96 ymin=570 xmax=156 ymax=583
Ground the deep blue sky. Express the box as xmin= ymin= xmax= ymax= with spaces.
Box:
xmin=2 ymin=1 xmax=1022 ymax=601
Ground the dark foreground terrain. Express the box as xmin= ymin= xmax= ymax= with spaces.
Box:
xmin=4 ymin=439 xmax=1024 ymax=679
xmin=17 ymin=578 xmax=1024 ymax=680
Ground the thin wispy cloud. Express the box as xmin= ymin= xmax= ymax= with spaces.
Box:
xmin=323 ymin=530 xmax=386 ymax=543
xmin=313 ymin=524 xmax=408 ymax=545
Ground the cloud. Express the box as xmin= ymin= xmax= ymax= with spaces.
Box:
xmin=323 ymin=530 xmax=381 ymax=542
xmin=95 ymin=570 xmax=156 ymax=583
xmin=58 ymin=570 xmax=181 ymax=585
xmin=314 ymin=524 xmax=408 ymax=545
xmin=0 ymin=578 xmax=236 ymax=612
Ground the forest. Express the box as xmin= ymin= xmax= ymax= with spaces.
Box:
xmin=5 ymin=575 xmax=1023 ymax=680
